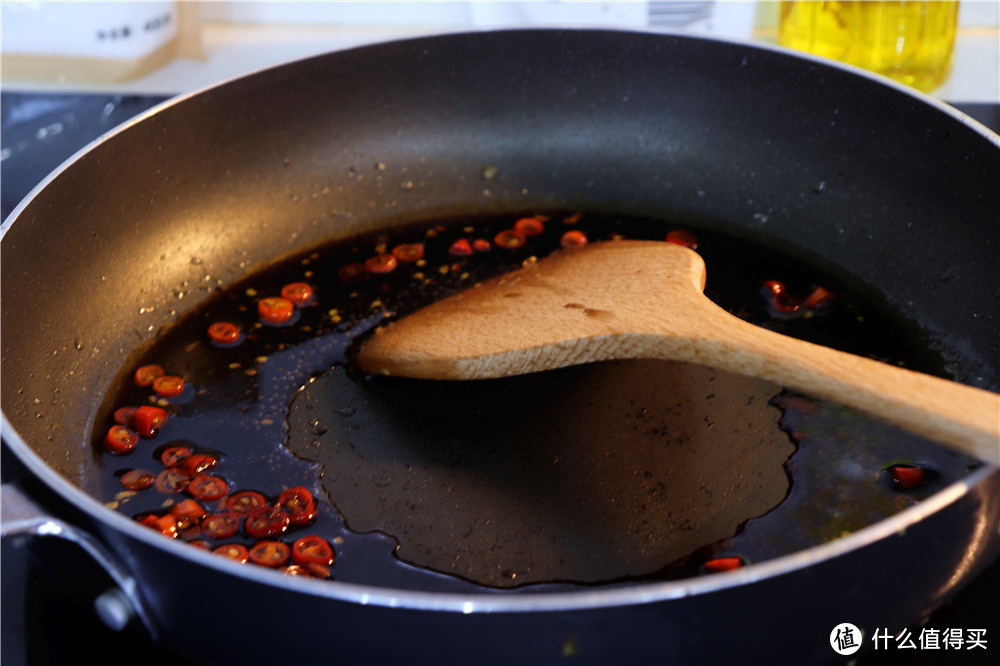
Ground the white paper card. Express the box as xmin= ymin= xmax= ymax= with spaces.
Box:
xmin=2 ymin=1 xmax=178 ymax=60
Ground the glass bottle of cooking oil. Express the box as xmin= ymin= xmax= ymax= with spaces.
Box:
xmin=778 ymin=1 xmax=960 ymax=92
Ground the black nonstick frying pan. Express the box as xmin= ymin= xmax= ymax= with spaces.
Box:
xmin=3 ymin=29 xmax=998 ymax=665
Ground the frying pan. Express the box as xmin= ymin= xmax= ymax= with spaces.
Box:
xmin=3 ymin=29 xmax=998 ymax=664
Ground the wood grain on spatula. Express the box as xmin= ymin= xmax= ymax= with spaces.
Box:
xmin=354 ymin=240 xmax=1000 ymax=464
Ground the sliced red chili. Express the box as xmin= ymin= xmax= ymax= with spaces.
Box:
xmin=134 ymin=364 xmax=165 ymax=387
xmin=213 ymin=543 xmax=250 ymax=563
xmin=170 ymin=498 xmax=206 ymax=531
xmin=138 ymin=514 xmax=158 ymax=527
xmin=305 ymin=563 xmax=333 ymax=579
xmin=188 ymin=475 xmax=230 ymax=501
xmin=889 ymin=464 xmax=928 ymax=490
xmin=365 ymin=254 xmax=398 ymax=274
xmin=179 ymin=453 xmax=219 ymax=477
xmin=803 ymin=286 xmax=835 ymax=310
xmin=391 ymin=243 xmax=425 ymax=262
xmin=514 ymin=217 xmax=545 ymax=237
xmin=761 ymin=280 xmax=801 ymax=317
xmin=494 ymin=229 xmax=526 ymax=249
xmin=703 ymin=556 xmax=744 ymax=572
xmin=244 ymin=506 xmax=290 ymax=539
xmin=338 ymin=262 xmax=369 ymax=282
xmin=258 ymin=297 xmax=295 ymax=325
xmin=249 ymin=540 xmax=291 ymax=568
xmin=472 ymin=238 xmax=491 ymax=253
xmin=143 ymin=513 xmax=178 ymax=538
xmin=113 ymin=406 xmax=138 ymax=426
xmin=202 ymin=512 xmax=241 ymax=540
xmin=120 ymin=468 xmax=156 ymax=490
xmin=275 ymin=486 xmax=317 ymax=527
xmin=104 ymin=425 xmax=139 ymax=455
xmin=160 ymin=445 xmax=193 ymax=467
xmin=155 ymin=467 xmax=191 ymax=494
xmin=448 ymin=238 xmax=474 ymax=257
xmin=281 ymin=282 xmax=315 ymax=306
xmin=134 ymin=405 xmax=168 ymax=438
xmin=560 ymin=230 xmax=588 ymax=249
xmin=292 ymin=535 xmax=335 ymax=567
xmin=283 ymin=565 xmax=310 ymax=577
xmin=226 ymin=490 xmax=269 ymax=515
xmin=666 ymin=229 xmax=699 ymax=249
xmin=152 ymin=375 xmax=185 ymax=398
xmin=207 ymin=321 xmax=242 ymax=346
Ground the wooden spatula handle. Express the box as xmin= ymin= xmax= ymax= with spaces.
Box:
xmin=658 ymin=315 xmax=1000 ymax=465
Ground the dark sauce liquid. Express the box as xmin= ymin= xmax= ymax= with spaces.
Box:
xmin=92 ymin=213 xmax=973 ymax=592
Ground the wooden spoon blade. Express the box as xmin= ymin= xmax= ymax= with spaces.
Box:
xmin=354 ymin=240 xmax=708 ymax=380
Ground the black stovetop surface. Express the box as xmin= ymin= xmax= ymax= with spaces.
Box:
xmin=2 ymin=91 xmax=998 ymax=666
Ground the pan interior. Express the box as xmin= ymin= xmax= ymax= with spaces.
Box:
xmin=85 ymin=212 xmax=980 ymax=592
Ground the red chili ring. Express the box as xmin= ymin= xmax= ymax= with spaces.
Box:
xmin=152 ymin=375 xmax=185 ymax=398
xmin=187 ymin=474 xmax=230 ymax=501
xmin=179 ymin=453 xmax=219 ymax=477
xmin=391 ymin=243 xmax=425 ymax=262
xmin=275 ymin=486 xmax=317 ymax=527
xmin=159 ymin=445 xmax=193 ymax=467
xmin=104 ymin=425 xmax=139 ymax=455
xmin=212 ymin=543 xmax=250 ymax=564
xmin=494 ymin=229 xmax=526 ymax=249
xmin=448 ymin=238 xmax=474 ymax=257
xmin=365 ymin=254 xmax=399 ymax=274
xmin=113 ymin=406 xmax=138 ymax=426
xmin=155 ymin=467 xmax=191 ymax=494
xmin=560 ymin=230 xmax=588 ymax=249
xmin=208 ymin=321 xmax=242 ymax=345
xmin=703 ymin=556 xmax=744 ymax=572
xmin=292 ymin=535 xmax=335 ymax=567
xmin=889 ymin=464 xmax=928 ymax=490
xmin=134 ymin=364 xmax=165 ymax=387
xmin=514 ymin=217 xmax=545 ymax=237
xmin=134 ymin=405 xmax=169 ymax=438
xmin=244 ymin=505 xmax=290 ymax=539
xmin=120 ymin=469 xmax=156 ymax=490
xmin=226 ymin=490 xmax=269 ymax=515
xmin=281 ymin=282 xmax=315 ymax=306
xmin=258 ymin=297 xmax=295 ymax=325
xmin=665 ymin=229 xmax=699 ymax=249
xmin=201 ymin=512 xmax=241 ymax=540
xmin=249 ymin=540 xmax=291 ymax=568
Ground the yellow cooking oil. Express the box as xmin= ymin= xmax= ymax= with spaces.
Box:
xmin=778 ymin=1 xmax=959 ymax=91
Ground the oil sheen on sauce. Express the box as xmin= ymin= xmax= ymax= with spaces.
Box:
xmin=92 ymin=213 xmax=977 ymax=591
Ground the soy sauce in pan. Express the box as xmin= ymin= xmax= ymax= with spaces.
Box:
xmin=91 ymin=213 xmax=977 ymax=592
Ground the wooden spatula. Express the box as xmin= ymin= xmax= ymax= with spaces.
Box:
xmin=354 ymin=240 xmax=1000 ymax=464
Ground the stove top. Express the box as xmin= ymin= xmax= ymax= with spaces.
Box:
xmin=2 ymin=90 xmax=997 ymax=666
